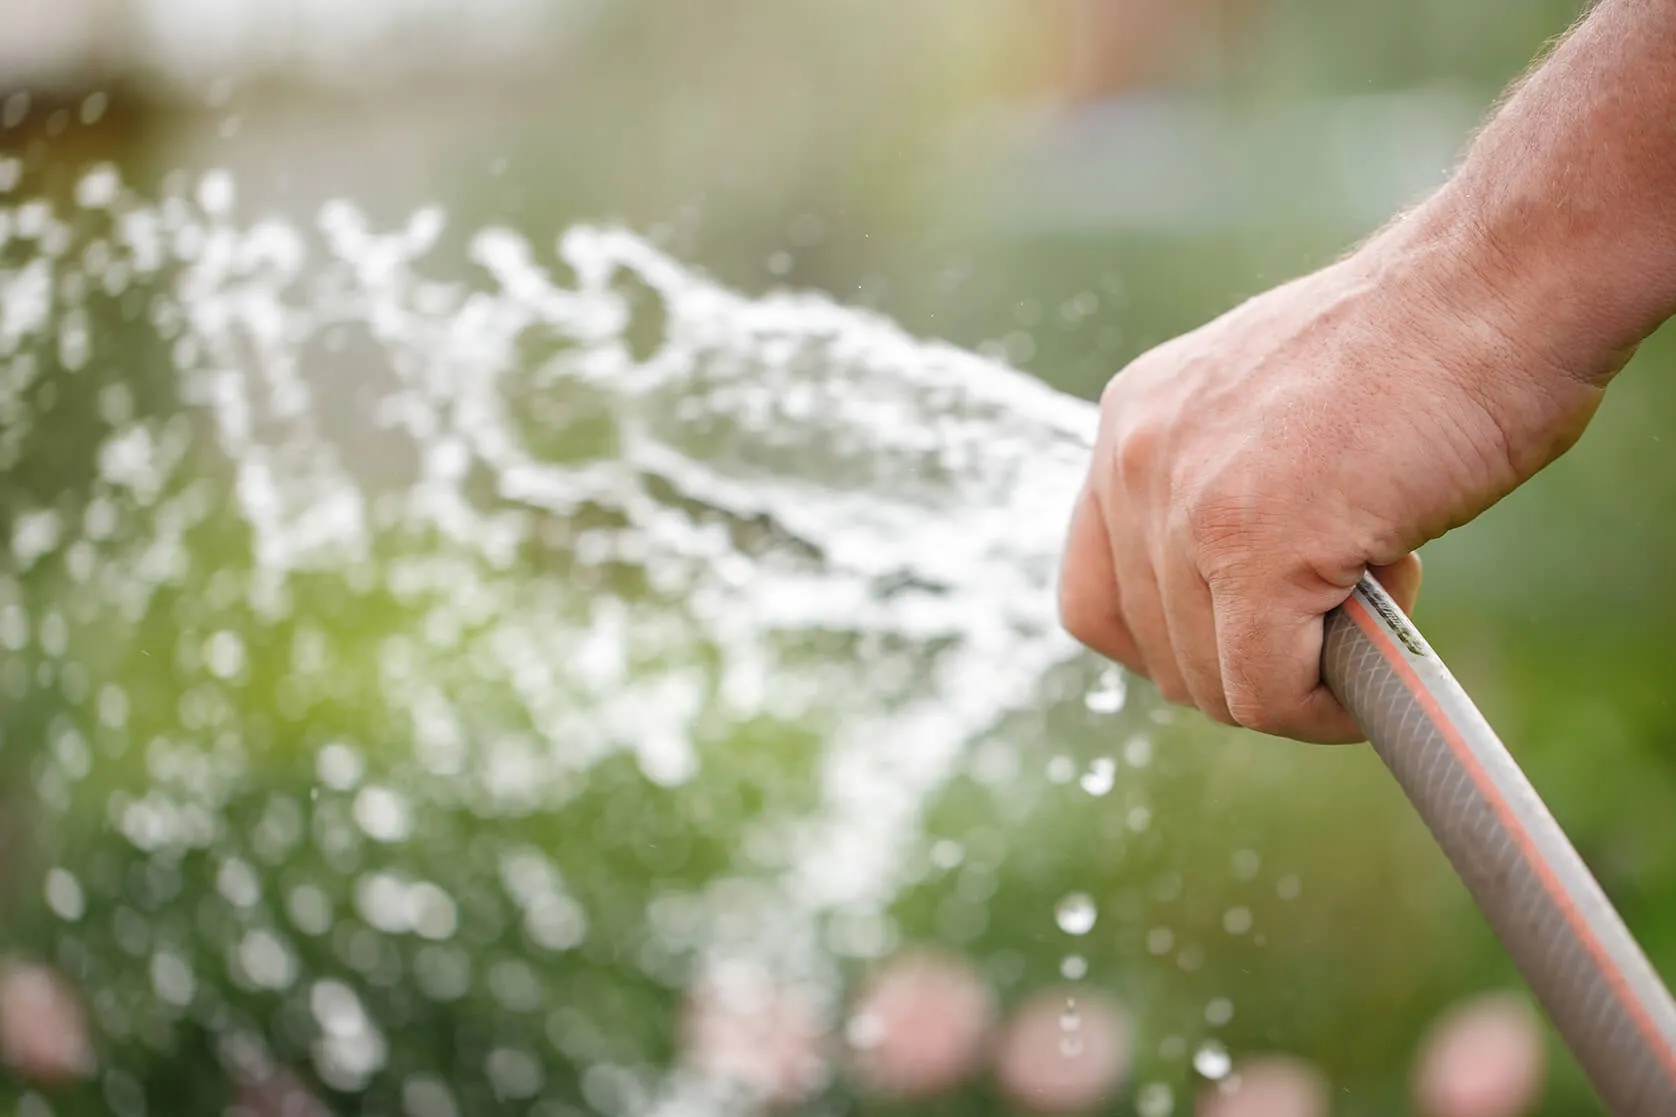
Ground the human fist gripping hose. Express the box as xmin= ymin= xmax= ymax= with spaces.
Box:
xmin=1323 ymin=576 xmax=1676 ymax=1115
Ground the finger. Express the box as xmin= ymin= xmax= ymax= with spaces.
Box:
xmin=1212 ymin=577 xmax=1363 ymax=744
xmin=1159 ymin=542 xmax=1234 ymax=724
xmin=1370 ymin=552 xmax=1423 ymax=618
xmin=1057 ymin=484 xmax=1143 ymax=672
xmin=1104 ymin=500 xmax=1189 ymax=705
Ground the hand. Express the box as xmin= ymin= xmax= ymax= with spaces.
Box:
xmin=1058 ymin=205 xmax=1614 ymax=742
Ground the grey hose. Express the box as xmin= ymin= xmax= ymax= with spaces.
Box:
xmin=1322 ymin=575 xmax=1676 ymax=1115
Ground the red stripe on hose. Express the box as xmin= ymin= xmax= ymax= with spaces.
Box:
xmin=1342 ymin=593 xmax=1676 ymax=1085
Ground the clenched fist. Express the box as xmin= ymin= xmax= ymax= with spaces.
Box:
xmin=1057 ymin=200 xmax=1616 ymax=742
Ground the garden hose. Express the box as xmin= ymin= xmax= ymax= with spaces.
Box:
xmin=1322 ymin=575 xmax=1676 ymax=1115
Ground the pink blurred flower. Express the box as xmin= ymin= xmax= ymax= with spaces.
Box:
xmin=1412 ymin=992 xmax=1545 ymax=1117
xmin=1198 ymin=1055 xmax=1328 ymax=1117
xmin=0 ymin=961 xmax=93 ymax=1085
xmin=845 ymin=949 xmax=996 ymax=1099
xmin=994 ymin=987 xmax=1130 ymax=1114
xmin=679 ymin=959 xmax=829 ymax=1109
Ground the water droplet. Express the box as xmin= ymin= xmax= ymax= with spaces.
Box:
xmin=414 ymin=945 xmax=472 ymax=1002
xmin=49 ymin=724 xmax=88 ymax=780
xmin=1058 ymin=997 xmax=1083 ymax=1057
xmin=846 ymin=1010 xmax=886 ymax=1051
xmin=1277 ymin=873 xmax=1302 ymax=900
xmin=1222 ymin=906 xmax=1253 ymax=935
xmin=1193 ymin=1040 xmax=1232 ymax=1080
xmin=0 ymin=604 xmax=27 ymax=652
xmin=1060 ymin=998 xmax=1081 ymax=1032
xmin=76 ymin=165 xmax=120 ymax=209
xmin=98 ymin=685 xmax=129 ymax=729
xmin=288 ymin=884 xmax=334 ymax=936
xmin=1060 ymin=954 xmax=1088 ymax=980
xmin=408 ymin=882 xmax=460 ymax=941
xmin=1126 ymin=805 xmax=1152 ymax=832
xmin=929 ymin=839 xmax=964 ymax=870
xmin=485 ymin=1048 xmax=544 ymax=1100
xmin=1231 ymin=849 xmax=1261 ymax=881
xmin=1084 ymin=668 xmax=1126 ymax=714
xmin=1205 ymin=997 xmax=1234 ymax=1026
xmin=488 ymin=960 xmax=544 ymax=1013
xmin=151 ymin=950 xmax=196 ymax=1007
xmin=198 ymin=169 xmax=235 ymax=216
xmin=1046 ymin=755 xmax=1075 ymax=784
xmin=13 ymin=509 xmax=62 ymax=570
xmin=1054 ymin=892 xmax=1097 ymax=936
xmin=1122 ymin=734 xmax=1153 ymax=768
xmin=1159 ymin=1035 xmax=1187 ymax=1060
xmin=525 ymin=894 xmax=588 ymax=952
xmin=402 ymin=1076 xmax=460 ymax=1117
xmin=1136 ymin=1082 xmax=1175 ymax=1117
xmin=1078 ymin=756 xmax=1116 ymax=796
xmin=317 ymin=742 xmax=364 ymax=790
xmin=217 ymin=857 xmax=261 ymax=908
xmin=353 ymin=786 xmax=412 ymax=843
xmin=204 ymin=629 xmax=245 ymax=679
xmin=1146 ymin=927 xmax=1174 ymax=955
xmin=356 ymin=872 xmax=413 ymax=934
xmin=43 ymin=867 xmax=84 ymax=921
xmin=238 ymin=928 xmax=298 ymax=990
xmin=311 ymin=979 xmax=387 ymax=1090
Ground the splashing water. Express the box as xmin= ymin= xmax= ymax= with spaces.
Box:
xmin=1078 ymin=755 xmax=1116 ymax=797
xmin=1193 ymin=1039 xmax=1233 ymax=1080
xmin=1083 ymin=667 xmax=1125 ymax=714
xmin=1054 ymin=892 xmax=1098 ymax=936
xmin=1136 ymin=1081 xmax=1176 ymax=1117
xmin=0 ymin=166 xmax=1184 ymax=1115
xmin=1058 ymin=997 xmax=1083 ymax=1057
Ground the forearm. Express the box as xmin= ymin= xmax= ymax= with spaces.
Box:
xmin=1389 ymin=0 xmax=1676 ymax=380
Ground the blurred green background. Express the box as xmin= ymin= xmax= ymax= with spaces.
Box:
xmin=0 ymin=1 xmax=1669 ymax=1115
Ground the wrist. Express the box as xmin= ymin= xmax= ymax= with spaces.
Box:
xmin=1336 ymin=191 xmax=1615 ymax=479
xmin=1394 ymin=175 xmax=1674 ymax=388
xmin=1353 ymin=184 xmax=1643 ymax=392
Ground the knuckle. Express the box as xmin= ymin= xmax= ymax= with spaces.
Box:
xmin=1156 ymin=676 xmax=1191 ymax=706
xmin=1182 ymin=487 xmax=1237 ymax=541
xmin=1057 ymin=580 xmax=1105 ymax=650
xmin=1111 ymin=416 xmax=1166 ymax=484
xmin=1197 ymin=688 xmax=1237 ymax=726
xmin=1225 ymin=689 xmax=1284 ymax=735
xmin=1097 ymin=371 xmax=1127 ymax=412
xmin=1097 ymin=353 xmax=1161 ymax=412
xmin=1221 ymin=648 xmax=1281 ymax=733
xmin=1205 ymin=706 xmax=1239 ymax=728
xmin=1182 ymin=486 xmax=1258 ymax=570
